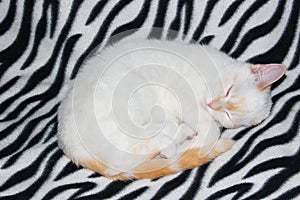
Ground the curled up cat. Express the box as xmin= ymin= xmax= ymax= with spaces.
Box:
xmin=57 ymin=39 xmax=286 ymax=180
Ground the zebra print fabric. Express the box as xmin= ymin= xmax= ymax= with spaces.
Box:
xmin=0 ymin=0 xmax=299 ymax=199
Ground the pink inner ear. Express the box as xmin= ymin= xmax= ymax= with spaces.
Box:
xmin=253 ymin=64 xmax=286 ymax=89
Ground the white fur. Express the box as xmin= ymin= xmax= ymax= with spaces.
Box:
xmin=57 ymin=39 xmax=278 ymax=176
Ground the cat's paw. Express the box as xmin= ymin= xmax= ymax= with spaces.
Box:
xmin=199 ymin=138 xmax=234 ymax=158
xmin=212 ymin=138 xmax=235 ymax=154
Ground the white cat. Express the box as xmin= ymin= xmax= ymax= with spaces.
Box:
xmin=57 ymin=39 xmax=286 ymax=180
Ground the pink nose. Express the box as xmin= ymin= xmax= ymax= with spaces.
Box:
xmin=207 ymin=100 xmax=223 ymax=110
xmin=207 ymin=101 xmax=214 ymax=109
xmin=207 ymin=100 xmax=221 ymax=110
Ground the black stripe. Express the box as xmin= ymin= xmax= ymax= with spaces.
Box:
xmin=230 ymin=0 xmax=285 ymax=58
xmin=244 ymin=150 xmax=299 ymax=179
xmin=273 ymin=186 xmax=300 ymax=200
xmin=272 ymin=74 xmax=300 ymax=103
xmin=182 ymin=0 xmax=193 ymax=38
xmin=15 ymin=0 xmax=59 ymax=68
xmin=0 ymin=0 xmax=34 ymax=79
xmin=50 ymin=0 xmax=59 ymax=38
xmin=85 ymin=0 xmax=108 ymax=25
xmin=208 ymin=95 xmax=300 ymax=187
xmin=0 ymin=34 xmax=81 ymax=122
xmin=0 ymin=1 xmax=83 ymax=117
xmin=289 ymin=36 xmax=300 ymax=70
xmin=180 ymin=164 xmax=210 ymax=200
xmin=270 ymin=72 xmax=287 ymax=92
xmin=167 ymin=1 xmax=181 ymax=40
xmin=0 ymin=104 xmax=58 ymax=160
xmin=118 ymin=186 xmax=149 ymax=200
xmin=248 ymin=0 xmax=300 ymax=64
xmin=88 ymin=172 xmax=102 ymax=178
xmin=0 ymin=0 xmax=17 ymax=36
xmin=108 ymin=0 xmax=152 ymax=44
xmin=0 ymin=142 xmax=57 ymax=192
xmin=242 ymin=150 xmax=300 ymax=200
xmin=232 ymin=127 xmax=252 ymax=141
xmin=0 ymin=102 xmax=58 ymax=147
xmin=167 ymin=0 xmax=193 ymax=40
xmin=191 ymin=0 xmax=219 ymax=42
xmin=244 ymin=110 xmax=300 ymax=179
xmin=43 ymin=116 xmax=58 ymax=143
xmin=148 ymin=0 xmax=171 ymax=39
xmin=0 ymin=76 xmax=20 ymax=95
xmin=0 ymin=148 xmax=63 ymax=200
xmin=74 ymin=181 xmax=133 ymax=200
xmin=21 ymin=0 xmax=54 ymax=70
xmin=220 ymin=0 xmax=270 ymax=54
xmin=71 ymin=0 xmax=136 ymax=79
xmin=241 ymin=131 xmax=300 ymax=199
xmin=54 ymin=161 xmax=83 ymax=181
xmin=2 ymin=117 xmax=57 ymax=168
xmin=0 ymin=34 xmax=80 ymax=145
xmin=42 ymin=182 xmax=96 ymax=200
xmin=218 ymin=0 xmax=244 ymax=26
xmin=199 ymin=35 xmax=214 ymax=45
xmin=205 ymin=183 xmax=253 ymax=200
xmin=239 ymin=109 xmax=299 ymax=173
xmin=150 ymin=170 xmax=192 ymax=200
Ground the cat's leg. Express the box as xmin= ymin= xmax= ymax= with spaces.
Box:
xmin=109 ymin=119 xmax=227 ymax=180
xmin=77 ymin=129 xmax=185 ymax=180
xmin=130 ymin=138 xmax=234 ymax=180
xmin=80 ymin=159 xmax=136 ymax=180
xmin=132 ymin=123 xmax=198 ymax=160
xmin=77 ymin=138 xmax=233 ymax=180
xmin=78 ymin=154 xmax=145 ymax=180
xmin=83 ymin=134 xmax=176 ymax=179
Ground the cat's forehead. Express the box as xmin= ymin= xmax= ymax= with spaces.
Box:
xmin=222 ymin=73 xmax=238 ymax=84
xmin=222 ymin=65 xmax=252 ymax=82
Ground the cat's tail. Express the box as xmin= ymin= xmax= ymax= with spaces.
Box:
xmin=80 ymin=138 xmax=234 ymax=181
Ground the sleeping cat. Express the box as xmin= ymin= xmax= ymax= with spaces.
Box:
xmin=57 ymin=39 xmax=286 ymax=180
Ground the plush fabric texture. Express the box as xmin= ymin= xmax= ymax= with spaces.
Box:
xmin=0 ymin=1 xmax=299 ymax=199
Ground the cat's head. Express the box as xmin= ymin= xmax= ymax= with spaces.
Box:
xmin=204 ymin=63 xmax=286 ymax=128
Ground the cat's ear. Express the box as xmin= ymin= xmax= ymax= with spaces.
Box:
xmin=250 ymin=64 xmax=286 ymax=90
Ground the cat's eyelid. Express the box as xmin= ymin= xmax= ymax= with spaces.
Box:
xmin=224 ymin=110 xmax=233 ymax=121
xmin=225 ymin=84 xmax=234 ymax=97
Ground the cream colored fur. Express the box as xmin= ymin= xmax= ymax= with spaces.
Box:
xmin=57 ymin=39 xmax=286 ymax=179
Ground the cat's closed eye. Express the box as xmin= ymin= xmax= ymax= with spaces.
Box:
xmin=225 ymin=84 xmax=234 ymax=97
xmin=224 ymin=110 xmax=232 ymax=120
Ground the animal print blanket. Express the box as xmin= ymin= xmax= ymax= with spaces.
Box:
xmin=0 ymin=1 xmax=299 ymax=199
